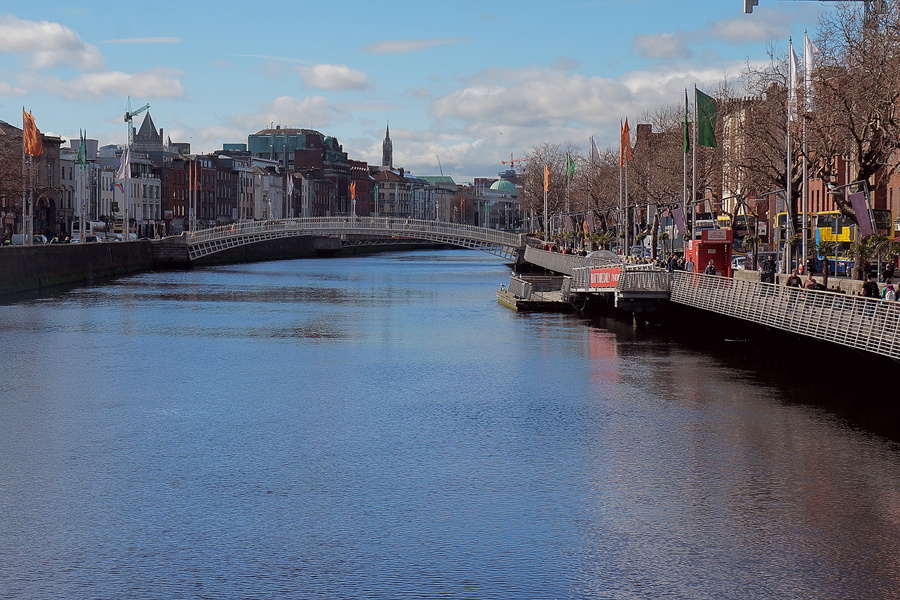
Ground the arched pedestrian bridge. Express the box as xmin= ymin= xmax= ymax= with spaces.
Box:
xmin=171 ymin=217 xmax=528 ymax=262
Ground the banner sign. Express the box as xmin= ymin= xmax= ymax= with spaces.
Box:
xmin=702 ymin=228 xmax=733 ymax=242
xmin=672 ymin=208 xmax=686 ymax=236
xmin=589 ymin=267 xmax=621 ymax=288
xmin=848 ymin=192 xmax=874 ymax=237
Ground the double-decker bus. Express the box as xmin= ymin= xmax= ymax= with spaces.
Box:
xmin=693 ymin=212 xmax=716 ymax=238
xmin=814 ymin=210 xmax=854 ymax=275
xmin=717 ymin=213 xmax=755 ymax=250
xmin=814 ymin=209 xmax=894 ymax=274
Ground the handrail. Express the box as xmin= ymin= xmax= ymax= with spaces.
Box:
xmin=185 ymin=217 xmax=524 ymax=248
xmin=181 ymin=217 xmax=527 ymax=261
xmin=670 ymin=270 xmax=900 ymax=360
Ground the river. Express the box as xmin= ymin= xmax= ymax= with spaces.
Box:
xmin=1 ymin=249 xmax=898 ymax=599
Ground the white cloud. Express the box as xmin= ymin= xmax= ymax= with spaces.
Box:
xmin=296 ymin=64 xmax=369 ymax=90
xmin=707 ymin=13 xmax=786 ymax=43
xmin=362 ymin=38 xmax=468 ymax=54
xmin=232 ymin=95 xmax=345 ymax=131
xmin=0 ymin=81 xmax=27 ymax=97
xmin=432 ymin=68 xmax=633 ymax=129
xmin=0 ymin=14 xmax=104 ymax=70
xmin=37 ymin=68 xmax=186 ymax=100
xmin=633 ymin=32 xmax=692 ymax=60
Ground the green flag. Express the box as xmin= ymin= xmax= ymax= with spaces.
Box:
xmin=565 ymin=152 xmax=576 ymax=184
xmin=696 ymin=88 xmax=717 ymax=148
xmin=683 ymin=89 xmax=690 ymax=154
xmin=77 ymin=129 xmax=87 ymax=168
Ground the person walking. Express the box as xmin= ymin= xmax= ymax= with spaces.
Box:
xmin=761 ymin=255 xmax=776 ymax=284
xmin=704 ymin=260 xmax=716 ymax=275
xmin=786 ymin=269 xmax=802 ymax=287
xmin=863 ymin=273 xmax=881 ymax=299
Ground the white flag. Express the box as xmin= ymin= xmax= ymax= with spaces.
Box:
xmin=116 ymin=146 xmax=131 ymax=180
xmin=804 ymin=31 xmax=820 ymax=112
xmin=788 ymin=39 xmax=799 ymax=122
xmin=590 ymin=136 xmax=602 ymax=167
xmin=286 ymin=174 xmax=294 ymax=197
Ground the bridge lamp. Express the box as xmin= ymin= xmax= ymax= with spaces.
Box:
xmin=743 ymin=0 xmax=759 ymax=13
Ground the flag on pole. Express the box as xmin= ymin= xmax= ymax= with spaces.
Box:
xmin=116 ymin=146 xmax=131 ymax=180
xmin=788 ymin=38 xmax=799 ymax=122
xmin=683 ymin=89 xmax=691 ymax=154
xmin=287 ymin=174 xmax=295 ymax=197
xmin=22 ymin=109 xmax=43 ymax=157
xmin=543 ymin=164 xmax=550 ymax=192
xmin=349 ymin=180 xmax=356 ymax=200
xmin=695 ymin=89 xmax=717 ymax=148
xmin=619 ymin=119 xmax=632 ymax=167
xmin=804 ymin=31 xmax=820 ymax=112
xmin=565 ymin=152 xmax=576 ymax=184
xmin=76 ymin=130 xmax=87 ymax=168
xmin=590 ymin=136 xmax=601 ymax=167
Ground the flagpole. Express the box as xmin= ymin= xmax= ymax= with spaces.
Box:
xmin=692 ymin=85 xmax=698 ymax=241
xmin=801 ymin=30 xmax=810 ymax=271
xmin=786 ymin=37 xmax=794 ymax=274
xmin=683 ymin=88 xmax=689 ymax=246
xmin=618 ymin=120 xmax=624 ymax=255
xmin=21 ymin=108 xmax=28 ymax=245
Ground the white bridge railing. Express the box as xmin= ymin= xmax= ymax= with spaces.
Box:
xmin=182 ymin=217 xmax=527 ymax=261
xmin=670 ymin=271 xmax=900 ymax=361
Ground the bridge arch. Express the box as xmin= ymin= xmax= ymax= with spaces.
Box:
xmin=181 ymin=217 xmax=527 ymax=262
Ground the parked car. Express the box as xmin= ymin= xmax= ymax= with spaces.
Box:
xmin=10 ymin=234 xmax=47 ymax=245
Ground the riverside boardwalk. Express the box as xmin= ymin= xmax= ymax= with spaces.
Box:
xmin=506 ymin=244 xmax=899 ymax=362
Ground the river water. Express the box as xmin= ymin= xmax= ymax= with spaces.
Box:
xmin=1 ymin=249 xmax=898 ymax=599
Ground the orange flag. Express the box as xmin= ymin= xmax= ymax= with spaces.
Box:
xmin=23 ymin=109 xmax=43 ymax=157
xmin=543 ymin=164 xmax=550 ymax=192
xmin=619 ymin=118 xmax=632 ymax=167
xmin=350 ymin=181 xmax=357 ymax=200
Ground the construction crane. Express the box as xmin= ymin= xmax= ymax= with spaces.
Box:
xmin=500 ymin=153 xmax=532 ymax=171
xmin=124 ymin=97 xmax=149 ymax=147
xmin=744 ymin=0 xmax=882 ymax=14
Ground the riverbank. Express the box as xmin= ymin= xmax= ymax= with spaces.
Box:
xmin=0 ymin=237 xmax=454 ymax=300
xmin=0 ymin=241 xmax=154 ymax=297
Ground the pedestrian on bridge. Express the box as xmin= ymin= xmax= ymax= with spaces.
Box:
xmin=863 ymin=273 xmax=881 ymax=299
xmin=761 ymin=256 xmax=776 ymax=284
xmin=704 ymin=260 xmax=716 ymax=275
xmin=785 ymin=270 xmax=802 ymax=287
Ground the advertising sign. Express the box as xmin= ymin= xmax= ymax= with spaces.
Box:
xmin=701 ymin=228 xmax=733 ymax=242
xmin=589 ymin=267 xmax=621 ymax=288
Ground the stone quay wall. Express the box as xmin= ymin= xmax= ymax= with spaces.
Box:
xmin=0 ymin=241 xmax=155 ymax=297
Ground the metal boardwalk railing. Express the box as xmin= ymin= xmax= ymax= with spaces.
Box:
xmin=183 ymin=217 xmax=527 ymax=261
xmin=670 ymin=270 xmax=900 ymax=361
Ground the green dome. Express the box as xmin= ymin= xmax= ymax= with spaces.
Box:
xmin=490 ymin=179 xmax=517 ymax=195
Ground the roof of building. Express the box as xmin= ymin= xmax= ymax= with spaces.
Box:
xmin=252 ymin=127 xmax=322 ymax=137
xmin=489 ymin=179 xmax=518 ymax=195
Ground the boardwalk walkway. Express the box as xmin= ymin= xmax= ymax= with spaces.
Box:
xmin=670 ymin=271 xmax=900 ymax=361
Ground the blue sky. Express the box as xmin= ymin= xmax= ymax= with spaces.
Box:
xmin=0 ymin=1 xmax=828 ymax=182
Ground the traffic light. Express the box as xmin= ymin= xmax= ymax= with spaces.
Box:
xmin=744 ymin=0 xmax=759 ymax=13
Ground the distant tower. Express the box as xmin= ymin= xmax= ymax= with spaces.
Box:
xmin=382 ymin=122 xmax=393 ymax=169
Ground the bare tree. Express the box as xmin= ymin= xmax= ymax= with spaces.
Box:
xmin=733 ymin=51 xmax=802 ymax=212
xmin=807 ymin=2 xmax=900 ymax=211
xmin=519 ymin=142 xmax=579 ymax=234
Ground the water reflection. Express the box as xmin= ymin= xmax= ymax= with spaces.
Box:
xmin=0 ymin=250 xmax=898 ymax=599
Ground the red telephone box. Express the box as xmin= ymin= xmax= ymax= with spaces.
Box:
xmin=685 ymin=229 xmax=733 ymax=276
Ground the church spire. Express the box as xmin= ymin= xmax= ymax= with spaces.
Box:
xmin=382 ymin=122 xmax=393 ymax=169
